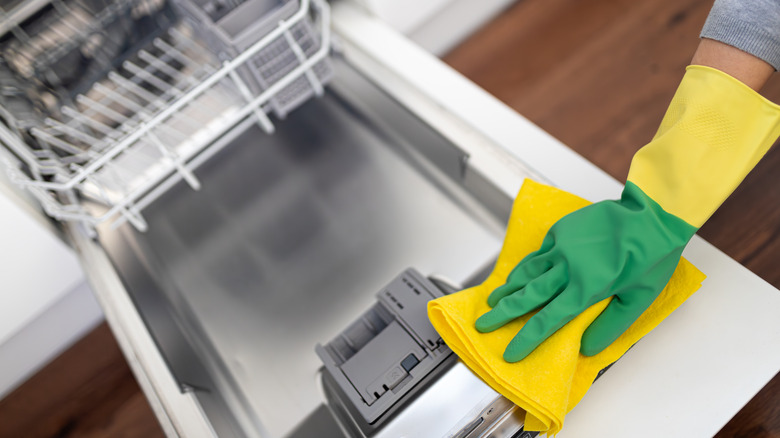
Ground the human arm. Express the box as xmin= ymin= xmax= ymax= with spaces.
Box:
xmin=692 ymin=38 xmax=773 ymax=91
xmin=475 ymin=8 xmax=780 ymax=361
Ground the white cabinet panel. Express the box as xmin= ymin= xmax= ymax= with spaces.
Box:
xmin=0 ymin=192 xmax=84 ymax=345
xmin=351 ymin=0 xmax=516 ymax=56
xmin=0 ymin=187 xmax=103 ymax=397
xmin=356 ymin=0 xmax=452 ymax=34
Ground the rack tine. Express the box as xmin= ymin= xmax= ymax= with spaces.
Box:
xmin=30 ymin=128 xmax=92 ymax=158
xmin=146 ymin=131 xmax=201 ymax=190
xmin=44 ymin=117 xmax=106 ymax=149
xmin=122 ymin=60 xmax=182 ymax=95
xmin=168 ymin=26 xmax=192 ymax=45
xmin=85 ymin=173 xmax=148 ymax=231
xmin=282 ymin=27 xmax=324 ymax=96
xmin=226 ymin=67 xmax=275 ymax=134
xmin=106 ymin=71 xmax=201 ymax=132
xmin=46 ymin=18 xmax=75 ymax=41
xmin=62 ymin=106 xmax=123 ymax=140
xmin=137 ymin=50 xmax=198 ymax=89
xmin=75 ymin=94 xmax=137 ymax=132
xmin=0 ymin=5 xmax=32 ymax=44
xmin=112 ymin=204 xmax=148 ymax=231
xmin=122 ymin=60 xmax=219 ymax=122
xmin=107 ymin=71 xmax=168 ymax=111
xmin=49 ymin=0 xmax=89 ymax=40
xmin=93 ymin=82 xmax=152 ymax=117
xmin=152 ymin=37 xmax=208 ymax=72
xmin=122 ymin=60 xmax=213 ymax=122
xmin=138 ymin=46 xmax=212 ymax=98
xmin=95 ymin=81 xmax=190 ymax=142
xmin=165 ymin=27 xmax=219 ymax=79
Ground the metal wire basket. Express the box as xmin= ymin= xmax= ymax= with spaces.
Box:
xmin=1 ymin=0 xmax=178 ymax=105
xmin=171 ymin=0 xmax=333 ymax=118
xmin=0 ymin=0 xmax=332 ymax=233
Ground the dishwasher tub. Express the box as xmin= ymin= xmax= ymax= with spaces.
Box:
xmin=92 ymin=54 xmax=521 ymax=437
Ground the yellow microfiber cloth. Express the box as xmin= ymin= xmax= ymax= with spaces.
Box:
xmin=427 ymin=179 xmax=706 ymax=435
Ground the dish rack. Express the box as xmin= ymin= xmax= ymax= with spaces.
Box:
xmin=0 ymin=0 xmax=332 ymax=233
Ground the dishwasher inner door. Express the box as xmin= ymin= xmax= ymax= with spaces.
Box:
xmin=95 ymin=56 xmax=518 ymax=438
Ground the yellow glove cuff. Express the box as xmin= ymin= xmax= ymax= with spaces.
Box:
xmin=627 ymin=65 xmax=780 ymax=228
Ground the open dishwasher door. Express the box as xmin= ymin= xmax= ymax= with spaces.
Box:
xmin=30 ymin=2 xmax=780 ymax=438
xmin=89 ymin=48 xmax=522 ymax=436
xmin=83 ymin=44 xmax=535 ymax=438
xmin=63 ymin=2 xmax=545 ymax=435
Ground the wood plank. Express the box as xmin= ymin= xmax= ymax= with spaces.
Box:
xmin=0 ymin=323 xmax=164 ymax=438
xmin=444 ymin=0 xmax=780 ymax=436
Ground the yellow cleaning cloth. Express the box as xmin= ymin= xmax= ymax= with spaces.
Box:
xmin=428 ymin=179 xmax=706 ymax=435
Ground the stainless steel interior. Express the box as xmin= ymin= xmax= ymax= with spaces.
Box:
xmin=96 ymin=57 xmax=511 ymax=438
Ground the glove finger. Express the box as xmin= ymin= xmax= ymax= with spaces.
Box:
xmin=476 ymin=264 xmax=566 ymax=333
xmin=502 ymin=286 xmax=583 ymax=362
xmin=580 ymin=291 xmax=656 ymax=356
xmin=486 ymin=234 xmax=557 ymax=306
xmin=487 ymin=253 xmax=554 ymax=307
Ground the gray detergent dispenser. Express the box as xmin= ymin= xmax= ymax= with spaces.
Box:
xmin=316 ymin=268 xmax=456 ymax=435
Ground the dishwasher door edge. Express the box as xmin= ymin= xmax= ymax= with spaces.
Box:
xmin=68 ymin=226 xmax=217 ymax=438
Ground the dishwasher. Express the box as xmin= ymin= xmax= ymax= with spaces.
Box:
xmin=0 ymin=1 xmax=539 ymax=436
xmin=3 ymin=1 xmax=779 ymax=438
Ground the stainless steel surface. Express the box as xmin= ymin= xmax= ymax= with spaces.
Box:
xmin=69 ymin=220 xmax=220 ymax=438
xmin=448 ymin=396 xmax=523 ymax=438
xmin=97 ymin=58 xmax=507 ymax=437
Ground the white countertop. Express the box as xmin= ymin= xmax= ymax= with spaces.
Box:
xmin=333 ymin=5 xmax=780 ymax=436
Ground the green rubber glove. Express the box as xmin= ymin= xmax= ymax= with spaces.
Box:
xmin=476 ymin=65 xmax=780 ymax=362
xmin=475 ymin=182 xmax=696 ymax=361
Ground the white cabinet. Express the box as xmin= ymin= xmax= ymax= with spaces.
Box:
xmin=353 ymin=0 xmax=453 ymax=34
xmin=0 ymin=179 xmax=102 ymax=398
xmin=349 ymin=0 xmax=517 ymax=55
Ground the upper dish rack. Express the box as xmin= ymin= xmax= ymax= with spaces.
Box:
xmin=0 ymin=0 xmax=332 ymax=233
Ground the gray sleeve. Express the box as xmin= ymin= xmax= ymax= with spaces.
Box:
xmin=700 ymin=0 xmax=780 ymax=70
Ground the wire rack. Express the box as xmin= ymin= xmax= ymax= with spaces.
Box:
xmin=172 ymin=0 xmax=333 ymax=118
xmin=0 ymin=0 xmax=332 ymax=233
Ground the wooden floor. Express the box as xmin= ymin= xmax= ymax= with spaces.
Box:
xmin=1 ymin=0 xmax=778 ymax=436
xmin=0 ymin=323 xmax=164 ymax=438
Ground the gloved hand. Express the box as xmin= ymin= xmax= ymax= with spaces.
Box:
xmin=475 ymin=182 xmax=695 ymax=361
xmin=476 ymin=65 xmax=780 ymax=362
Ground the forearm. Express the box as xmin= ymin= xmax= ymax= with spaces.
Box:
xmin=691 ymin=38 xmax=774 ymax=92
xmin=632 ymin=23 xmax=780 ymax=227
